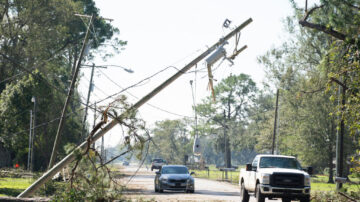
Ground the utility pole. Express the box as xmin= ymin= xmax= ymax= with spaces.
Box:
xmin=336 ymin=82 xmax=346 ymax=190
xmin=31 ymin=96 xmax=36 ymax=171
xmin=223 ymin=110 xmax=228 ymax=179
xmin=92 ymin=102 xmax=96 ymax=149
xmin=272 ymin=89 xmax=279 ymax=155
xmin=18 ymin=18 xmax=252 ymax=198
xmin=48 ymin=14 xmax=95 ymax=169
xmin=27 ymin=110 xmax=33 ymax=171
xmin=81 ymin=63 xmax=95 ymax=141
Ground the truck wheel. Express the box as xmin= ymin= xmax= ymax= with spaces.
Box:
xmin=300 ymin=196 xmax=310 ymax=202
xmin=256 ymin=184 xmax=265 ymax=202
xmin=240 ymin=182 xmax=249 ymax=202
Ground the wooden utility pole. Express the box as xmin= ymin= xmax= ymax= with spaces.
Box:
xmin=18 ymin=18 xmax=252 ymax=198
xmin=48 ymin=14 xmax=95 ymax=169
xmin=81 ymin=63 xmax=95 ymax=141
xmin=27 ymin=110 xmax=32 ymax=171
xmin=223 ymin=110 xmax=228 ymax=179
xmin=271 ymin=89 xmax=279 ymax=154
xmin=93 ymin=102 xmax=96 ymax=149
xmin=336 ymin=83 xmax=346 ymax=190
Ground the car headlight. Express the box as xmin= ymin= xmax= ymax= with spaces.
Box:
xmin=161 ymin=178 xmax=168 ymax=183
xmin=187 ymin=178 xmax=194 ymax=184
xmin=304 ymin=175 xmax=311 ymax=186
xmin=261 ymin=173 xmax=271 ymax=184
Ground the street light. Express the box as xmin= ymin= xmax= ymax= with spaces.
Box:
xmin=81 ymin=64 xmax=134 ymax=73
xmin=30 ymin=96 xmax=36 ymax=171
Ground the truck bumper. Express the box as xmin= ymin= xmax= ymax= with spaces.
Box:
xmin=260 ymin=184 xmax=310 ymax=196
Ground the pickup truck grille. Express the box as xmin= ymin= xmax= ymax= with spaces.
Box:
xmin=270 ymin=173 xmax=304 ymax=188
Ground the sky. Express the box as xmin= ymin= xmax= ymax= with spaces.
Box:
xmin=78 ymin=0 xmax=302 ymax=148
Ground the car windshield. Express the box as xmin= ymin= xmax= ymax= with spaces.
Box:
xmin=259 ymin=157 xmax=302 ymax=170
xmin=161 ymin=167 xmax=188 ymax=174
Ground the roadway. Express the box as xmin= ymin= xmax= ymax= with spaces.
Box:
xmin=119 ymin=164 xmax=281 ymax=202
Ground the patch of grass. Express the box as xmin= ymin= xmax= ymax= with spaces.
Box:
xmin=0 ymin=177 xmax=34 ymax=197
xmin=190 ymin=168 xmax=240 ymax=184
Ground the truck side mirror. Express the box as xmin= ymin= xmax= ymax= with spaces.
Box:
xmin=246 ymin=164 xmax=252 ymax=171
xmin=307 ymin=167 xmax=313 ymax=175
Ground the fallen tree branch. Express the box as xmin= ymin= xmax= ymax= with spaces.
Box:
xmin=338 ymin=191 xmax=358 ymax=202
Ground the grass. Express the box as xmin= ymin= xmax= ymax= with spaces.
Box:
xmin=190 ymin=167 xmax=360 ymax=194
xmin=190 ymin=166 xmax=240 ymax=184
xmin=0 ymin=177 xmax=34 ymax=197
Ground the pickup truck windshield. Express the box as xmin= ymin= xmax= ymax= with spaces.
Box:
xmin=259 ymin=157 xmax=302 ymax=170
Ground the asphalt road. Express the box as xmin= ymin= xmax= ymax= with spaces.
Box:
xmin=119 ymin=164 xmax=281 ymax=202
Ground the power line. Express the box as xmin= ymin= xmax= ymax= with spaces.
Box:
xmin=97 ymin=68 xmax=192 ymax=119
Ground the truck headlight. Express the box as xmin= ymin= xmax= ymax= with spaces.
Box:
xmin=261 ymin=173 xmax=271 ymax=184
xmin=304 ymin=175 xmax=311 ymax=186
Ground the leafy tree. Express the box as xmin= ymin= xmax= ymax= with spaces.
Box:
xmin=196 ymin=74 xmax=257 ymax=168
xmin=0 ymin=71 xmax=82 ymax=170
xmin=0 ymin=0 xmax=125 ymax=170
xmin=257 ymin=1 xmax=360 ymax=183
xmin=292 ymin=0 xmax=360 ymax=178
xmin=148 ymin=119 xmax=192 ymax=164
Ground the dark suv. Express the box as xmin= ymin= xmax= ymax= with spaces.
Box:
xmin=151 ymin=158 xmax=166 ymax=171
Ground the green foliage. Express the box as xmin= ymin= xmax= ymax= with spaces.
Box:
xmin=148 ymin=119 xmax=192 ymax=164
xmin=195 ymin=74 xmax=258 ymax=164
xmin=0 ymin=0 xmax=125 ymax=171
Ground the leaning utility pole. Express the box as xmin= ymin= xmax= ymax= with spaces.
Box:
xmin=81 ymin=63 xmax=96 ymax=141
xmin=271 ymin=89 xmax=279 ymax=154
xmin=48 ymin=14 xmax=95 ymax=169
xmin=18 ymin=18 xmax=252 ymax=198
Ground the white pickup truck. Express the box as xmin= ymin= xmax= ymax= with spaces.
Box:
xmin=239 ymin=155 xmax=312 ymax=202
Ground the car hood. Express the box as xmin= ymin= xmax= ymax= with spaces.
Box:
xmin=160 ymin=174 xmax=191 ymax=180
xmin=258 ymin=168 xmax=309 ymax=176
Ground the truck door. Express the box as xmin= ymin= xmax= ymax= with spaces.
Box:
xmin=248 ymin=156 xmax=259 ymax=191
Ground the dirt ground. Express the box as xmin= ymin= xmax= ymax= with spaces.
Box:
xmin=118 ymin=164 xmax=281 ymax=202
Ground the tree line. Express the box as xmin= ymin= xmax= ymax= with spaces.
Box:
xmin=0 ymin=0 xmax=123 ymax=171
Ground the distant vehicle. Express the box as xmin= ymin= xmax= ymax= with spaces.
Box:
xmin=239 ymin=154 xmax=312 ymax=202
xmin=154 ymin=165 xmax=195 ymax=193
xmin=151 ymin=158 xmax=166 ymax=171
xmin=122 ymin=161 xmax=129 ymax=166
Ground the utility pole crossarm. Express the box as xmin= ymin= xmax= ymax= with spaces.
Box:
xmin=17 ymin=18 xmax=252 ymax=198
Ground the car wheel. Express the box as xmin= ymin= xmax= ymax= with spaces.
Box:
xmin=300 ymin=196 xmax=310 ymax=202
xmin=240 ymin=182 xmax=249 ymax=202
xmin=255 ymin=184 xmax=265 ymax=202
xmin=154 ymin=182 xmax=158 ymax=192
xmin=159 ymin=183 xmax=163 ymax=193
